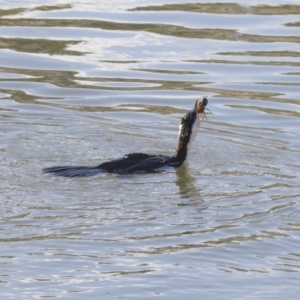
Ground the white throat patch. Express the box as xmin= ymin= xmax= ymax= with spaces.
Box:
xmin=188 ymin=115 xmax=200 ymax=150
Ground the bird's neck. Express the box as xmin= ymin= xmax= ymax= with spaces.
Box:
xmin=174 ymin=118 xmax=200 ymax=164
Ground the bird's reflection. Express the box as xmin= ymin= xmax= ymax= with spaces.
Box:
xmin=175 ymin=163 xmax=201 ymax=199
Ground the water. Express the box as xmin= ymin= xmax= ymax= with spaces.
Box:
xmin=1 ymin=1 xmax=300 ymax=299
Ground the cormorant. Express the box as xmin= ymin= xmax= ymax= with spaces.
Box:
xmin=43 ymin=98 xmax=208 ymax=177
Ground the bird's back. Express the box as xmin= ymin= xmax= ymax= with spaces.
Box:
xmin=43 ymin=152 xmax=176 ymax=177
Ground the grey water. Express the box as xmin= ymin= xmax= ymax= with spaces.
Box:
xmin=1 ymin=1 xmax=300 ymax=299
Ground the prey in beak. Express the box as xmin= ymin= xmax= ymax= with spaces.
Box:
xmin=194 ymin=98 xmax=210 ymax=121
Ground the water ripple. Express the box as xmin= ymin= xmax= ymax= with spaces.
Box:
xmin=1 ymin=1 xmax=300 ymax=299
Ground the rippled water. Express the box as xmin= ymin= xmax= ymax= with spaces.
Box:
xmin=1 ymin=1 xmax=300 ymax=299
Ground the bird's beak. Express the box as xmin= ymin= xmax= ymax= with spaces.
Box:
xmin=199 ymin=109 xmax=211 ymax=121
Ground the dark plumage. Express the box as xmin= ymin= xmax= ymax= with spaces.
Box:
xmin=43 ymin=98 xmax=208 ymax=177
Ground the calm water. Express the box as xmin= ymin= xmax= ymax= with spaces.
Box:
xmin=1 ymin=0 xmax=300 ymax=299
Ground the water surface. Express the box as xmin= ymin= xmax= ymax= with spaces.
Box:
xmin=1 ymin=1 xmax=300 ymax=299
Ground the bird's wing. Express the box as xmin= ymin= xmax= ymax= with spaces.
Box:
xmin=123 ymin=153 xmax=155 ymax=160
xmin=122 ymin=156 xmax=172 ymax=173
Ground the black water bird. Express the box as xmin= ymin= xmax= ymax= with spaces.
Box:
xmin=43 ymin=98 xmax=208 ymax=177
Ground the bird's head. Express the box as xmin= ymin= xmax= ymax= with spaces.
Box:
xmin=175 ymin=98 xmax=209 ymax=162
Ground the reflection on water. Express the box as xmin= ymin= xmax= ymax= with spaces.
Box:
xmin=175 ymin=163 xmax=201 ymax=199
xmin=1 ymin=1 xmax=300 ymax=299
